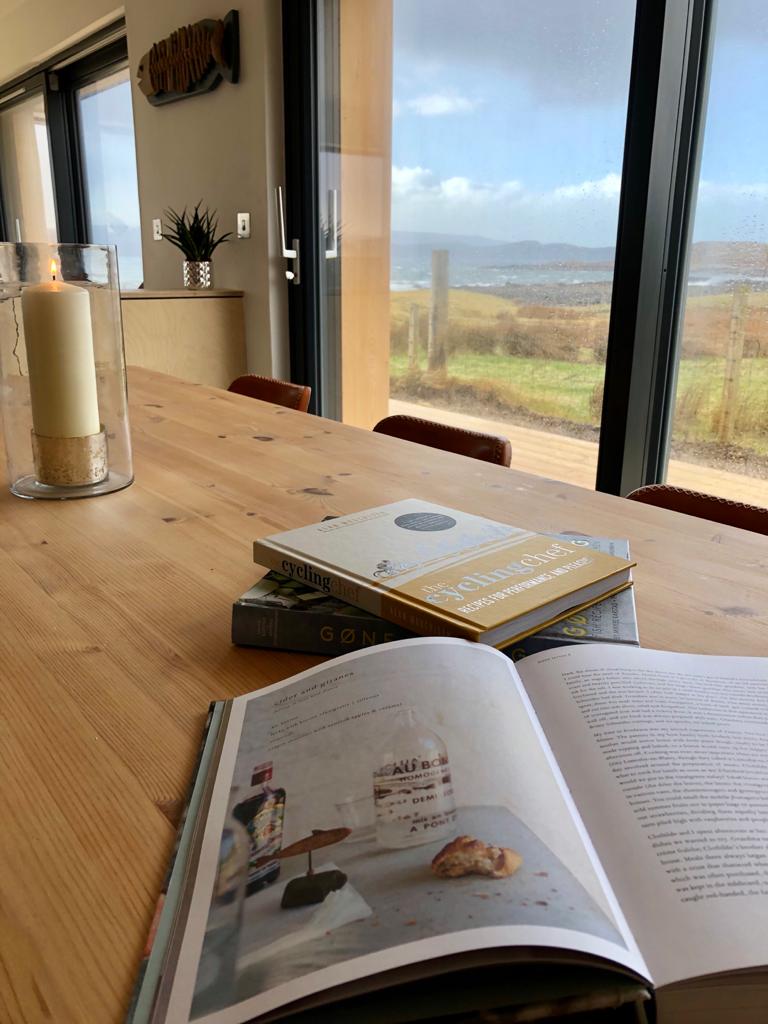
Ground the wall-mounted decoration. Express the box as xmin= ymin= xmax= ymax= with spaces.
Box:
xmin=137 ymin=9 xmax=239 ymax=106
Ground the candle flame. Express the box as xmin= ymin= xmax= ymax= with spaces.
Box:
xmin=50 ymin=258 xmax=58 ymax=280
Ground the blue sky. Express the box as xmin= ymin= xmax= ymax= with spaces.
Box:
xmin=391 ymin=0 xmax=768 ymax=247
xmin=77 ymin=68 xmax=143 ymax=285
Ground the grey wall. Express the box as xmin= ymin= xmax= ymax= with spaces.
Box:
xmin=125 ymin=0 xmax=288 ymax=375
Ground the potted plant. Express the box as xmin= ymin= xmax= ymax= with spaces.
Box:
xmin=162 ymin=202 xmax=231 ymax=290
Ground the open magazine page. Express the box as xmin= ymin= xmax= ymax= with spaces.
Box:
xmin=519 ymin=644 xmax=768 ymax=990
xmin=163 ymin=638 xmax=646 ymax=1024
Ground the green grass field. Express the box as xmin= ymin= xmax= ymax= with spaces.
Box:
xmin=391 ymin=352 xmax=602 ymax=423
xmin=389 ymin=286 xmax=768 ymax=458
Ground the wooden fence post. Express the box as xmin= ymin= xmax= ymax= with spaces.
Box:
xmin=408 ymin=304 xmax=419 ymax=370
xmin=427 ymin=249 xmax=449 ymax=374
xmin=718 ymin=283 xmax=748 ymax=443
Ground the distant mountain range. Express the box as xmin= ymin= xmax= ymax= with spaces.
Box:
xmin=391 ymin=231 xmax=614 ymax=267
xmin=391 ymin=231 xmax=768 ymax=278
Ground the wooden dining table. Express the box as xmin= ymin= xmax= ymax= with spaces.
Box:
xmin=1 ymin=366 xmax=767 ymax=1023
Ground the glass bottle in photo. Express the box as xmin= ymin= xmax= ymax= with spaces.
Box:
xmin=195 ymin=795 xmax=249 ymax=1002
xmin=373 ymin=706 xmax=457 ymax=848
xmin=232 ymin=762 xmax=286 ymax=895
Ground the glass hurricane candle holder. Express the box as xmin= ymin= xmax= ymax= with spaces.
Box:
xmin=0 ymin=242 xmax=133 ymax=499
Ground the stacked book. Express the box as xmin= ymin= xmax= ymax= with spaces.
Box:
xmin=233 ymin=500 xmax=639 ymax=657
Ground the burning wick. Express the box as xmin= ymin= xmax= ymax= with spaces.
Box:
xmin=50 ymin=258 xmax=58 ymax=282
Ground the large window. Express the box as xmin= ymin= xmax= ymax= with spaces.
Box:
xmin=291 ymin=0 xmax=637 ymax=488
xmin=0 ymin=25 xmax=143 ymax=288
xmin=0 ymin=91 xmax=56 ymax=244
xmin=386 ymin=0 xmax=636 ymax=489
xmin=76 ymin=65 xmax=143 ymax=288
xmin=666 ymin=0 xmax=768 ymax=504
xmin=285 ymin=0 xmax=767 ymax=501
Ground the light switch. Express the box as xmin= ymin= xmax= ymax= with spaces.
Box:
xmin=237 ymin=212 xmax=251 ymax=239
xmin=152 ymin=218 xmax=162 ymax=241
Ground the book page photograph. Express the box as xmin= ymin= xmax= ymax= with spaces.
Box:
xmin=165 ymin=640 xmax=644 ymax=1024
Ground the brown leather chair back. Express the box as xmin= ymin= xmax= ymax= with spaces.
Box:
xmin=228 ymin=375 xmax=312 ymax=412
xmin=626 ymin=484 xmax=768 ymax=535
xmin=373 ymin=414 xmax=511 ymax=467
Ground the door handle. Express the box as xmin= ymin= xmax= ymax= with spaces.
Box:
xmin=324 ymin=189 xmax=338 ymax=260
xmin=276 ymin=186 xmax=300 ymax=284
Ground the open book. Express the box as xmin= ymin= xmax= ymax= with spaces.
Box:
xmin=129 ymin=640 xmax=768 ymax=1024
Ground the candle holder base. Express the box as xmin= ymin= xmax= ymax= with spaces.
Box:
xmin=32 ymin=427 xmax=108 ymax=487
xmin=9 ymin=426 xmax=131 ymax=499
xmin=10 ymin=469 xmax=133 ymax=500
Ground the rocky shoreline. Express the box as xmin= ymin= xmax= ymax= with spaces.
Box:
xmin=464 ymin=278 xmax=768 ymax=307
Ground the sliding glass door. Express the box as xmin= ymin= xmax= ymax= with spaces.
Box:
xmin=286 ymin=1 xmax=761 ymax=502
xmin=285 ymin=0 xmax=637 ymax=488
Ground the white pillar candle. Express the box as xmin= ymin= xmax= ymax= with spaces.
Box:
xmin=21 ymin=263 xmax=101 ymax=438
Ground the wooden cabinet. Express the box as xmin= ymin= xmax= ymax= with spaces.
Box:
xmin=120 ymin=289 xmax=246 ymax=388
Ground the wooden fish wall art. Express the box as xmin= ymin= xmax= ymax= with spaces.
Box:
xmin=137 ymin=9 xmax=239 ymax=106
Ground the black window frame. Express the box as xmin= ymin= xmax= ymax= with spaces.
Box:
xmin=282 ymin=0 xmax=720 ymax=495
xmin=0 ymin=71 xmax=49 ymax=242
xmin=0 ymin=19 xmax=130 ymax=248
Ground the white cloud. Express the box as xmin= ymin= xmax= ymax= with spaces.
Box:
xmin=392 ymin=165 xmax=436 ymax=196
xmin=405 ymin=93 xmax=479 ymax=116
xmin=439 ymin=176 xmax=473 ymax=198
xmin=390 ymin=165 xmax=624 ymax=244
xmin=392 ymin=166 xmax=620 ymax=209
xmin=697 ymin=180 xmax=768 ymax=201
xmin=690 ymin=181 xmax=768 ymax=243
xmin=552 ymin=173 xmax=622 ymax=201
xmin=390 ymin=165 xmax=768 ymax=245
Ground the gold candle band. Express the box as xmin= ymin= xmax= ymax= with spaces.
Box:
xmin=32 ymin=427 xmax=108 ymax=488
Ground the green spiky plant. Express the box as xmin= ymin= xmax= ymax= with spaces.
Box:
xmin=162 ymin=202 xmax=231 ymax=261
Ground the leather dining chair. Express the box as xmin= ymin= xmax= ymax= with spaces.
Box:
xmin=228 ymin=374 xmax=312 ymax=413
xmin=373 ymin=414 xmax=512 ymax=467
xmin=626 ymin=484 xmax=768 ymax=535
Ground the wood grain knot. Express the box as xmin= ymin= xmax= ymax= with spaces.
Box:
xmin=155 ymin=798 xmax=185 ymax=829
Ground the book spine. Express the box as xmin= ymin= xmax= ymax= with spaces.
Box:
xmin=253 ymin=539 xmax=379 ymax=613
xmin=252 ymin=541 xmax=481 ymax=641
xmin=378 ymin=592 xmax=477 ymax=640
xmin=231 ymin=602 xmax=415 ymax=655
xmin=125 ymin=702 xmax=228 ymax=1023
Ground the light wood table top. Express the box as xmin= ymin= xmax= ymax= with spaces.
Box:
xmin=1 ymin=366 xmax=766 ymax=1023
